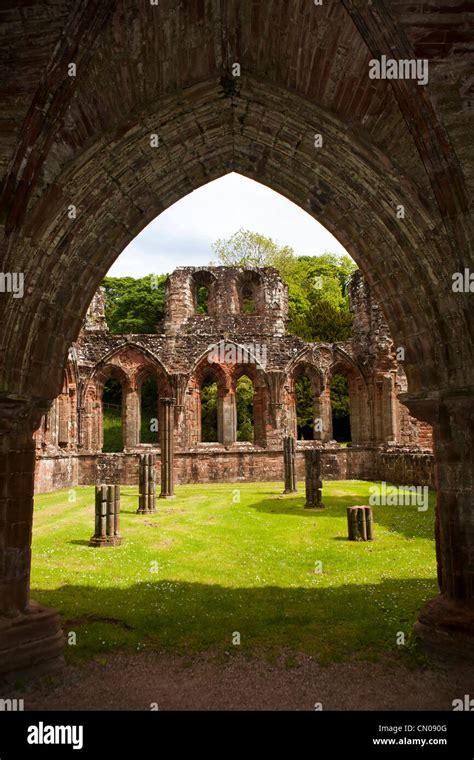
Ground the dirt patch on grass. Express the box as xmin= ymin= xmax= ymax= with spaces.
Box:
xmin=154 ymin=538 xmax=175 ymax=548
xmin=16 ymin=652 xmax=474 ymax=711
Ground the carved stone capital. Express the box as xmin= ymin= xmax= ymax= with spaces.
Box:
xmin=266 ymin=370 xmax=286 ymax=406
xmin=169 ymin=373 xmax=188 ymax=408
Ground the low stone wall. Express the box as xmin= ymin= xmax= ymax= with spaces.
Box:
xmin=34 ymin=454 xmax=79 ymax=494
xmin=375 ymin=448 xmax=435 ymax=488
xmin=34 ymin=444 xmax=435 ymax=493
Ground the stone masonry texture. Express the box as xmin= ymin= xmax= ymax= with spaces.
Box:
xmin=0 ymin=0 xmax=472 ymax=677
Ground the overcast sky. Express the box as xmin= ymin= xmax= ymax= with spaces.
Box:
xmin=107 ymin=172 xmax=351 ymax=277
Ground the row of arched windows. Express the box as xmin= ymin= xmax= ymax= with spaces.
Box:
xmin=101 ymin=368 xmax=351 ymax=452
xmin=193 ymin=270 xmax=264 ymax=316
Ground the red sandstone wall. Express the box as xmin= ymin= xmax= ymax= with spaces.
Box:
xmin=34 ymin=456 xmax=79 ymax=494
xmin=34 ymin=447 xmax=435 ymax=493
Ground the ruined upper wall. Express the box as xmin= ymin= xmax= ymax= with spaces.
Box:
xmin=81 ymin=268 xmax=393 ymax=351
xmin=162 ymin=266 xmax=288 ymax=336
xmin=81 ymin=287 xmax=108 ymax=333
xmin=347 ymin=270 xmax=395 ymax=369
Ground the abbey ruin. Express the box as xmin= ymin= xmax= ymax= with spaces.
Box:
xmin=1 ymin=0 xmax=472 ymax=690
xmin=34 ymin=266 xmax=433 ymax=493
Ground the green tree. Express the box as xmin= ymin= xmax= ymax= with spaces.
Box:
xmin=140 ymin=376 xmax=158 ymax=444
xmin=103 ymin=274 xmax=167 ymax=334
xmin=330 ymin=373 xmax=351 ymax=443
xmin=236 ymin=375 xmax=254 ymax=442
xmin=102 ymin=379 xmax=123 ymax=452
xmin=212 ymin=228 xmax=295 ymax=279
xmin=201 ymin=378 xmax=218 ymax=442
xmin=284 ymin=253 xmax=356 ymax=342
xmin=295 ymin=374 xmax=314 ymax=439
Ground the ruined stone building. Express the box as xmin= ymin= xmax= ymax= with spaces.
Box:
xmin=34 ymin=266 xmax=433 ymax=493
xmin=2 ymin=0 xmax=472 ymax=677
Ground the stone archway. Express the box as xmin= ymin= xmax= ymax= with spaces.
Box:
xmin=190 ymin=356 xmax=231 ymax=447
xmin=290 ymin=360 xmax=323 ymax=441
xmin=0 ymin=0 xmax=472 ymax=677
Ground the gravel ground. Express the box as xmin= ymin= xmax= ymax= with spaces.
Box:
xmin=16 ymin=653 xmax=474 ymax=711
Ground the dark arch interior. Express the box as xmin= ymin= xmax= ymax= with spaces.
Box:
xmin=140 ymin=375 xmax=158 ymax=444
xmin=295 ymin=373 xmax=315 ymax=441
xmin=200 ymin=376 xmax=218 ymax=442
xmin=236 ymin=374 xmax=255 ymax=442
xmin=240 ymin=272 xmax=263 ymax=315
xmin=193 ymin=271 xmax=215 ymax=316
xmin=330 ymin=372 xmax=351 ymax=444
xmin=102 ymin=378 xmax=123 ymax=453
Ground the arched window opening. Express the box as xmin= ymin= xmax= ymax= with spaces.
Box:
xmin=330 ymin=373 xmax=351 ymax=444
xmin=197 ymin=285 xmax=209 ymax=314
xmin=102 ymin=378 xmax=123 ymax=452
xmin=193 ymin=271 xmax=215 ymax=316
xmin=201 ymin=376 xmax=218 ymax=442
xmin=140 ymin=375 xmax=158 ymax=444
xmin=236 ymin=374 xmax=254 ymax=442
xmin=295 ymin=373 xmax=314 ymax=440
xmin=239 ymin=271 xmax=263 ymax=315
xmin=241 ymin=282 xmax=256 ymax=314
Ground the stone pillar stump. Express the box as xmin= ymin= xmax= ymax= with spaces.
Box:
xmin=90 ymin=484 xmax=122 ymax=546
xmin=347 ymin=506 xmax=374 ymax=541
xmin=304 ymin=449 xmax=324 ymax=508
xmin=137 ymin=453 xmax=156 ymax=513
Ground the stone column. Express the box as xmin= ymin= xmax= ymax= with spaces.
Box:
xmin=266 ymin=370 xmax=286 ymax=448
xmin=387 ymin=373 xmax=399 ymax=444
xmin=123 ymin=387 xmax=139 ymax=449
xmin=90 ymin=484 xmax=122 ymax=546
xmin=0 ymin=397 xmax=64 ymax=680
xmin=405 ymin=395 xmax=474 ymax=660
xmin=220 ymin=391 xmax=236 ymax=445
xmin=304 ymin=449 xmax=324 ymax=508
xmin=347 ymin=506 xmax=374 ymax=540
xmin=319 ymin=387 xmax=332 ymax=442
xmin=313 ymin=395 xmax=323 ymax=441
xmin=253 ymin=382 xmax=266 ymax=447
xmin=353 ymin=377 xmax=370 ymax=445
xmin=137 ymin=453 xmax=156 ymax=513
xmin=373 ymin=378 xmax=385 ymax=445
xmin=377 ymin=373 xmax=398 ymax=445
xmin=57 ymin=394 xmax=69 ymax=446
xmin=170 ymin=372 xmax=188 ymax=449
xmin=367 ymin=393 xmax=376 ymax=445
xmin=283 ymin=436 xmax=297 ymax=493
xmin=159 ymin=397 xmax=176 ymax=499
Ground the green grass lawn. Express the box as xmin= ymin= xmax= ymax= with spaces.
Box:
xmin=31 ymin=481 xmax=437 ymax=666
xmin=102 ymin=409 xmax=123 ymax=452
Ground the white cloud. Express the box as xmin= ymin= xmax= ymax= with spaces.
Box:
xmin=107 ymin=172 xmax=351 ymax=277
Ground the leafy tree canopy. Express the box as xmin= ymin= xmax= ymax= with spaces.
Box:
xmin=236 ymin=375 xmax=254 ymax=442
xmin=103 ymin=274 xmax=167 ymax=334
xmin=212 ymin=228 xmax=295 ymax=279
